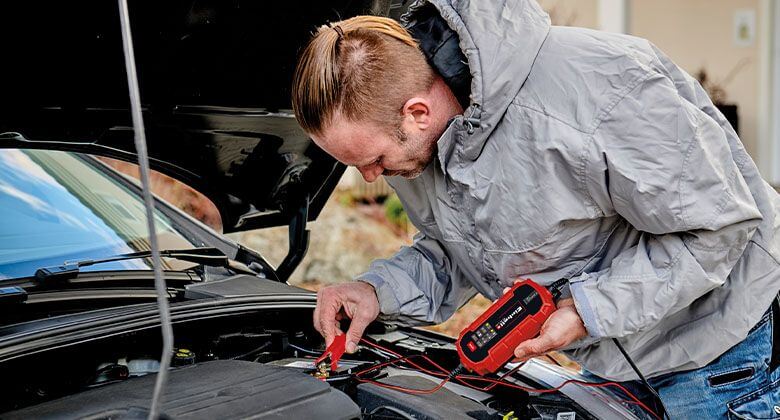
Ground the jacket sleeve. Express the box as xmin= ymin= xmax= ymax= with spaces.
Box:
xmin=569 ymin=73 xmax=763 ymax=339
xmin=356 ymin=232 xmax=476 ymax=326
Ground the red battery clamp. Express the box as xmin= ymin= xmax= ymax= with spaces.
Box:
xmin=457 ymin=279 xmax=557 ymax=375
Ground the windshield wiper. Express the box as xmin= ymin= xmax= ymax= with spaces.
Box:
xmin=34 ymin=247 xmax=256 ymax=281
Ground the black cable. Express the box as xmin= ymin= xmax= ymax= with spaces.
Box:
xmin=229 ymin=341 xmax=272 ymax=361
xmin=548 ymin=278 xmax=569 ymax=299
xmin=612 ymin=338 xmax=670 ymax=420
xmin=447 ymin=364 xmax=464 ymax=380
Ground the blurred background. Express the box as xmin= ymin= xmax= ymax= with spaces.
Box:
xmin=109 ymin=0 xmax=780 ymax=343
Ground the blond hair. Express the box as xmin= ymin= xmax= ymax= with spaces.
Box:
xmin=292 ymin=16 xmax=435 ymax=135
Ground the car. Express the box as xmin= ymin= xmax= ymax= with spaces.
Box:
xmin=0 ymin=1 xmax=653 ymax=418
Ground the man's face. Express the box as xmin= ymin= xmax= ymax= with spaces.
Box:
xmin=311 ymin=116 xmax=438 ymax=183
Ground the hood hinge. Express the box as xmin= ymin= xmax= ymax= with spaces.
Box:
xmin=275 ymin=195 xmax=310 ymax=282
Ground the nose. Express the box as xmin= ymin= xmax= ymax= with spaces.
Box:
xmin=358 ymin=165 xmax=382 ymax=183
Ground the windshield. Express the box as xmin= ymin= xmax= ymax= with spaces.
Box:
xmin=0 ymin=149 xmax=198 ymax=279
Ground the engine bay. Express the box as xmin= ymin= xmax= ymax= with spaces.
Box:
xmin=0 ymin=307 xmax=601 ymax=419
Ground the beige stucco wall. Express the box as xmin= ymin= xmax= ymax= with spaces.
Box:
xmin=539 ymin=0 xmax=599 ymax=29
xmin=629 ymin=0 xmax=762 ymax=157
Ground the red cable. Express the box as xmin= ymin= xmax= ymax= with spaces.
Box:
xmin=355 ymin=376 xmax=452 ymax=395
xmin=356 ymin=338 xmax=661 ymax=420
xmin=455 ymin=373 xmax=659 ymax=420
xmin=351 ymin=353 xmax=453 ymax=394
xmin=358 ymin=339 xmax=450 ymax=377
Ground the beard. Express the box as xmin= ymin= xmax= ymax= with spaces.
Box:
xmin=387 ymin=126 xmax=437 ymax=179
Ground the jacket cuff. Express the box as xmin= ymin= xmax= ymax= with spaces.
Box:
xmin=356 ymin=273 xmax=401 ymax=318
xmin=569 ymin=273 xmax=605 ymax=339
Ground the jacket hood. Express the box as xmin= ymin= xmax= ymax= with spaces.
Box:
xmin=409 ymin=0 xmax=551 ymax=161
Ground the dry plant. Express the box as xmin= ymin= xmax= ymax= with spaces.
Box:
xmin=695 ymin=58 xmax=751 ymax=105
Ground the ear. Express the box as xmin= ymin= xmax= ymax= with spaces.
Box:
xmin=400 ymin=97 xmax=431 ymax=130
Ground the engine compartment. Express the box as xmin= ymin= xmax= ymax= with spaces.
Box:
xmin=4 ymin=360 xmax=360 ymax=419
xmin=0 ymin=306 xmax=598 ymax=419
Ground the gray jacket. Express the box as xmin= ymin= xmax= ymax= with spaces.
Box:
xmin=357 ymin=0 xmax=780 ymax=380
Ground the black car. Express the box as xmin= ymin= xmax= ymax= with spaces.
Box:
xmin=0 ymin=1 xmax=648 ymax=418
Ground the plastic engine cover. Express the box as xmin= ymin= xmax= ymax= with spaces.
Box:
xmin=356 ymin=375 xmax=501 ymax=419
xmin=5 ymin=360 xmax=360 ymax=419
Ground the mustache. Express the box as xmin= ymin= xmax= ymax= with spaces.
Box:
xmin=382 ymin=169 xmax=408 ymax=177
xmin=383 ymin=167 xmax=425 ymax=179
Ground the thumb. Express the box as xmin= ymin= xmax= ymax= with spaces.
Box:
xmin=514 ymin=337 xmax=547 ymax=361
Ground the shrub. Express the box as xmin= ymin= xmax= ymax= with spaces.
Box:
xmin=384 ymin=193 xmax=409 ymax=230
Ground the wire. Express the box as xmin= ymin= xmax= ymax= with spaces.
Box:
xmin=544 ymin=354 xmax=563 ymax=367
xmin=117 ymin=1 xmax=174 ymax=418
xmin=358 ymin=376 xmax=452 ymax=395
xmin=612 ymin=338 xmax=670 ymax=420
xmin=356 ymin=338 xmax=661 ymax=420
xmin=230 ymin=341 xmax=272 ymax=361
xmin=349 ymin=351 xmax=454 ymax=395
xmin=548 ymin=278 xmax=569 ymax=299
xmin=365 ymin=405 xmax=416 ymax=420
xmin=454 ymin=373 xmax=659 ymax=417
xmin=361 ymin=345 xmax=395 ymax=360
xmin=358 ymin=338 xmax=449 ymax=376
xmin=288 ymin=343 xmax=322 ymax=355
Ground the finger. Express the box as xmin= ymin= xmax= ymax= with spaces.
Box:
xmin=556 ymin=297 xmax=575 ymax=308
xmin=345 ymin=308 xmax=373 ymax=353
xmin=313 ymin=291 xmax=323 ymax=334
xmin=514 ymin=334 xmax=558 ymax=361
xmin=318 ymin=293 xmax=342 ymax=347
xmin=514 ymin=312 xmax=566 ymax=361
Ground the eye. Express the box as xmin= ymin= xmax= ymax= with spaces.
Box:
xmin=357 ymin=156 xmax=382 ymax=170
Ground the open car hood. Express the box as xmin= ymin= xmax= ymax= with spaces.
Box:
xmin=0 ymin=0 xmax=400 ymax=232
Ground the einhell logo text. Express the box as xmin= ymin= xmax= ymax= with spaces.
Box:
xmin=495 ymin=305 xmax=523 ymax=330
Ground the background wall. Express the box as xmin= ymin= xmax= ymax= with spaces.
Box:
xmin=629 ymin=0 xmax=763 ymax=158
xmin=538 ymin=0 xmax=599 ymax=28
xmin=540 ymin=0 xmax=764 ymax=159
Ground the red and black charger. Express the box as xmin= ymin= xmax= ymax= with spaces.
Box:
xmin=456 ymin=278 xmax=563 ymax=375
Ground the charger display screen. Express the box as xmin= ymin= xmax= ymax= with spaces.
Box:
xmin=473 ymin=322 xmax=497 ymax=348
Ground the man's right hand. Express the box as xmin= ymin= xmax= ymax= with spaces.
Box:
xmin=313 ymin=281 xmax=380 ymax=353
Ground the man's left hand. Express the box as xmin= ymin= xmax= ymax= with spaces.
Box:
xmin=512 ymin=297 xmax=587 ymax=361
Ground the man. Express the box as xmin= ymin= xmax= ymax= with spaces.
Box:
xmin=292 ymin=0 xmax=780 ymax=416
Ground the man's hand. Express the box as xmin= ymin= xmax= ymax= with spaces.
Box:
xmin=512 ymin=297 xmax=587 ymax=361
xmin=313 ymin=281 xmax=380 ymax=353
